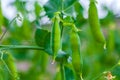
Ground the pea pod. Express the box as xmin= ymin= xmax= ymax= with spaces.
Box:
xmin=70 ymin=28 xmax=82 ymax=79
xmin=88 ymin=1 xmax=105 ymax=44
xmin=51 ymin=12 xmax=61 ymax=61
xmin=3 ymin=52 xmax=19 ymax=80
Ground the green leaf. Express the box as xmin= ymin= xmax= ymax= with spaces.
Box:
xmin=13 ymin=0 xmax=26 ymax=13
xmin=44 ymin=0 xmax=77 ymax=18
xmin=74 ymin=2 xmax=83 ymax=14
xmin=35 ymin=28 xmax=72 ymax=62
xmin=34 ymin=1 xmax=42 ymax=17
xmin=63 ymin=5 xmax=76 ymax=17
xmin=44 ymin=0 xmax=62 ymax=18
xmin=35 ymin=28 xmax=50 ymax=48
xmin=35 ymin=28 xmax=52 ymax=55
xmin=63 ymin=0 xmax=76 ymax=10
xmin=74 ymin=2 xmax=86 ymax=27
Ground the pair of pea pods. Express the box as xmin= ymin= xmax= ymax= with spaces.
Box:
xmin=51 ymin=0 xmax=105 ymax=79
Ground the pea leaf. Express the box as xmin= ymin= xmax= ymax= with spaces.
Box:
xmin=44 ymin=0 xmax=77 ymax=18
xmin=74 ymin=2 xmax=86 ymax=27
xmin=34 ymin=1 xmax=42 ymax=17
xmin=35 ymin=28 xmax=49 ymax=48
xmin=35 ymin=28 xmax=52 ymax=55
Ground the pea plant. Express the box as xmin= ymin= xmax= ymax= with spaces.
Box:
xmin=0 ymin=0 xmax=120 ymax=80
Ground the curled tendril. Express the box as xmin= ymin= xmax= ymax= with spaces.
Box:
xmin=16 ymin=12 xmax=23 ymax=22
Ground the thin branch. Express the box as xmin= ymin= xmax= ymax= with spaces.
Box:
xmin=60 ymin=63 xmax=66 ymax=80
xmin=0 ymin=45 xmax=44 ymax=50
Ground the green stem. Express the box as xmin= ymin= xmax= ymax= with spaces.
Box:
xmin=60 ymin=0 xmax=64 ymax=38
xmin=60 ymin=63 xmax=66 ymax=80
xmin=63 ymin=22 xmax=79 ymax=32
xmin=0 ymin=45 xmax=44 ymax=50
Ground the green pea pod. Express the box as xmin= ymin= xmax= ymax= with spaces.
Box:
xmin=88 ymin=2 xmax=105 ymax=45
xmin=51 ymin=12 xmax=61 ymax=61
xmin=3 ymin=53 xmax=19 ymax=80
xmin=70 ymin=28 xmax=83 ymax=79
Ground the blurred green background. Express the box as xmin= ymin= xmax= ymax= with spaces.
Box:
xmin=0 ymin=0 xmax=120 ymax=80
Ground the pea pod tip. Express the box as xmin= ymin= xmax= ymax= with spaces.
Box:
xmin=103 ymin=43 xmax=106 ymax=50
xmin=51 ymin=58 xmax=55 ymax=64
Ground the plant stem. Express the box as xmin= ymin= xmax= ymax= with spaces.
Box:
xmin=0 ymin=45 xmax=44 ymax=50
xmin=60 ymin=63 xmax=66 ymax=80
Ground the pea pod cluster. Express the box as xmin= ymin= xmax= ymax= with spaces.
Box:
xmin=88 ymin=1 xmax=105 ymax=44
xmin=51 ymin=12 xmax=61 ymax=61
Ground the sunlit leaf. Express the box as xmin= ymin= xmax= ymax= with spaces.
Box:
xmin=34 ymin=1 xmax=42 ymax=17
xmin=44 ymin=0 xmax=77 ymax=18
